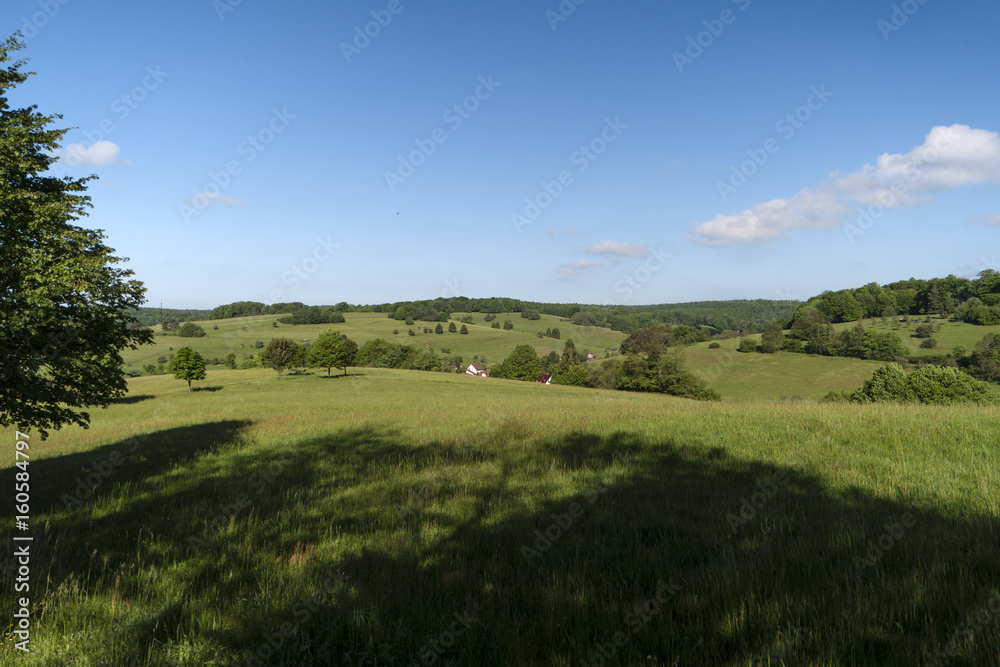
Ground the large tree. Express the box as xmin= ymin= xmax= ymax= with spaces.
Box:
xmin=309 ymin=330 xmax=358 ymax=376
xmin=261 ymin=337 xmax=300 ymax=377
xmin=169 ymin=347 xmax=206 ymax=392
xmin=0 ymin=35 xmax=152 ymax=438
xmin=495 ymin=344 xmax=542 ymax=381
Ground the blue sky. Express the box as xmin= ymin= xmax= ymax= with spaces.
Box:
xmin=6 ymin=0 xmax=1000 ymax=309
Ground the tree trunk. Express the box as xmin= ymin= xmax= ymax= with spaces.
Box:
xmin=188 ymin=380 xmax=192 ymax=392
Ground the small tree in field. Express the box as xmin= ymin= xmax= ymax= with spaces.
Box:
xmin=435 ymin=323 xmax=444 ymax=334
xmin=459 ymin=325 xmax=469 ymax=334
xmin=448 ymin=322 xmax=457 ymax=333
xmin=261 ymin=337 xmax=300 ymax=377
xmin=169 ymin=347 xmax=206 ymax=392
xmin=309 ymin=330 xmax=359 ymax=376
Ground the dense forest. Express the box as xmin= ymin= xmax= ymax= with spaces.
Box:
xmin=790 ymin=270 xmax=1000 ymax=327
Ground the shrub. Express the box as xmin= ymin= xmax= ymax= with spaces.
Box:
xmin=491 ymin=321 xmax=500 ymax=329
xmin=851 ymin=363 xmax=913 ymax=403
xmin=435 ymin=323 xmax=444 ymax=334
xmin=460 ymin=325 xmax=468 ymax=334
xmin=255 ymin=341 xmax=264 ymax=349
xmin=178 ymin=322 xmax=206 ymax=338
xmin=448 ymin=322 xmax=457 ymax=333
xmin=820 ymin=391 xmax=850 ymax=403
xmin=738 ymin=338 xmax=758 ymax=353
xmin=212 ymin=325 xmax=219 ymax=330
xmin=919 ymin=338 xmax=938 ymax=349
xmin=907 ymin=365 xmax=998 ymax=405
xmin=780 ymin=338 xmax=804 ymax=353
xmin=156 ymin=355 xmax=168 ymax=364
xmin=850 ymin=363 xmax=998 ymax=405
xmin=708 ymin=342 xmax=721 ymax=349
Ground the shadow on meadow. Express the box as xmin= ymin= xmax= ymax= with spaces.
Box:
xmin=108 ymin=394 xmax=157 ymax=405
xmin=14 ymin=422 xmax=1000 ymax=666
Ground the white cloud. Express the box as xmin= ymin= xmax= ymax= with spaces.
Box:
xmin=583 ymin=240 xmax=649 ymax=258
xmin=57 ymin=141 xmax=131 ymax=167
xmin=557 ymin=258 xmax=603 ymax=277
xmin=690 ymin=124 xmax=1000 ymax=246
xmin=985 ymin=214 xmax=1000 ymax=226
xmin=184 ymin=192 xmax=244 ymax=208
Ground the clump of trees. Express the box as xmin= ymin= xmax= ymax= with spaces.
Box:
xmin=488 ymin=331 xmax=719 ymax=401
xmin=843 ymin=363 xmax=998 ymax=405
xmin=178 ymin=322 xmax=207 ymax=338
xmin=309 ymin=330 xmax=358 ymax=376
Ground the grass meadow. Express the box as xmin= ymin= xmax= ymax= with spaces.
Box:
xmin=2 ymin=368 xmax=999 ymax=665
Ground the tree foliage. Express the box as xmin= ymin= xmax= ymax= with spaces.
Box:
xmin=169 ymin=347 xmax=206 ymax=392
xmin=850 ymin=363 xmax=997 ymax=405
xmin=261 ymin=337 xmax=300 ymax=377
xmin=309 ymin=330 xmax=358 ymax=376
xmin=492 ymin=344 xmax=542 ymax=381
xmin=0 ymin=36 xmax=153 ymax=437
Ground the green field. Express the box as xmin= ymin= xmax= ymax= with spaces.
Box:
xmin=3 ymin=370 xmax=999 ymax=665
xmin=121 ymin=312 xmax=627 ymax=372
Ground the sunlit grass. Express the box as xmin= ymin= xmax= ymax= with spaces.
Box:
xmin=1 ymin=369 xmax=998 ymax=665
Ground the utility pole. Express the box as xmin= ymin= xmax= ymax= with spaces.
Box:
xmin=159 ymin=299 xmax=163 ymax=327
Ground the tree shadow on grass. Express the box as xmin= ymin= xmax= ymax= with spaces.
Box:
xmin=191 ymin=386 xmax=224 ymax=392
xmin=18 ymin=425 xmax=1000 ymax=666
xmin=108 ymin=394 xmax=156 ymax=404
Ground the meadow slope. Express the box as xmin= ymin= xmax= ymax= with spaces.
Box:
xmin=2 ymin=369 xmax=998 ymax=665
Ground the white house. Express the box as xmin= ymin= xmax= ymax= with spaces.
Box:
xmin=466 ymin=362 xmax=488 ymax=377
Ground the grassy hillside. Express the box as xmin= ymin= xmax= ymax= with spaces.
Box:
xmin=830 ymin=315 xmax=1000 ymax=357
xmin=686 ymin=339 xmax=887 ymax=401
xmin=121 ymin=312 xmax=627 ymax=372
xmin=2 ymin=370 xmax=999 ymax=665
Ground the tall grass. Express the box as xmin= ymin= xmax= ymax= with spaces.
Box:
xmin=2 ymin=369 xmax=998 ymax=665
